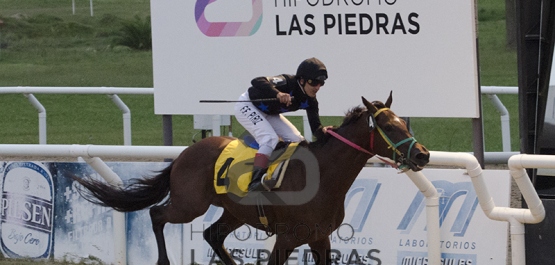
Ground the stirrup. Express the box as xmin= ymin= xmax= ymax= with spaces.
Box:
xmin=248 ymin=175 xmax=267 ymax=191
xmin=248 ymin=173 xmax=267 ymax=192
xmin=261 ymin=179 xmax=277 ymax=191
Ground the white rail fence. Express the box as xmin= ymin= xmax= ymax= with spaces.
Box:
xmin=0 ymin=145 xmax=547 ymax=265
xmin=1 ymin=86 xmax=516 ymax=153
xmin=0 ymin=87 xmax=154 ymax=145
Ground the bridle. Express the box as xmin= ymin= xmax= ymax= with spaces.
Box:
xmin=373 ymin=108 xmax=417 ymax=171
xmin=327 ymin=107 xmax=418 ymax=172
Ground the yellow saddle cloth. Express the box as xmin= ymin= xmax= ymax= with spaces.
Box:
xmin=214 ymin=139 xmax=299 ymax=196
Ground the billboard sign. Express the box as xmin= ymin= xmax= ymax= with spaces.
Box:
xmin=151 ymin=0 xmax=480 ymax=118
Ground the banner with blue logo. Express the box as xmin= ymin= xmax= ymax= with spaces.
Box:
xmin=0 ymin=162 xmax=510 ymax=264
xmin=324 ymin=168 xmax=510 ymax=265
xmin=182 ymin=168 xmax=510 ymax=265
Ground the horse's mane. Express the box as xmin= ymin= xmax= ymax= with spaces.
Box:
xmin=310 ymin=106 xmax=365 ymax=147
xmin=309 ymin=100 xmax=386 ymax=148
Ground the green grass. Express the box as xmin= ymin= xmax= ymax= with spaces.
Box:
xmin=411 ymin=0 xmax=519 ymax=152
xmin=0 ymin=0 xmax=519 ymax=152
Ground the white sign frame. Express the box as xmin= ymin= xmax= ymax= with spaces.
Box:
xmin=151 ymin=0 xmax=479 ymax=118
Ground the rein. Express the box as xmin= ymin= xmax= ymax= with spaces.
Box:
xmin=327 ymin=107 xmax=417 ymax=172
xmin=326 ymin=130 xmax=398 ymax=169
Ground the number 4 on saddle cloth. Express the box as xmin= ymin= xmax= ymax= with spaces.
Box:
xmin=213 ymin=136 xmax=299 ymax=197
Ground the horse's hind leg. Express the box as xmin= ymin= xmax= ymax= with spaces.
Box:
xmin=150 ymin=205 xmax=171 ymax=265
xmin=150 ymin=202 xmax=211 ymax=265
xmin=203 ymin=209 xmax=244 ymax=265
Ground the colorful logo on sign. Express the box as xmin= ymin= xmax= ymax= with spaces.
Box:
xmin=195 ymin=0 xmax=263 ymax=37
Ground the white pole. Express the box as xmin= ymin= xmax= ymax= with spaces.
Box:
xmin=508 ymin=155 xmax=548 ymax=222
xmin=509 ymin=218 xmax=526 ymax=265
xmin=211 ymin=115 xmax=221 ymax=136
xmin=404 ymin=170 xmax=441 ymax=265
xmin=368 ymin=156 xmax=441 ymax=264
xmin=486 ymin=94 xmax=511 ymax=151
xmin=72 ymin=0 xmax=75 ymax=15
xmin=108 ymin=94 xmax=132 ymax=145
xmin=24 ymin=94 xmax=47 ymax=144
xmin=480 ymin=86 xmax=518 ymax=95
xmin=303 ymin=115 xmax=312 ymax=141
xmin=80 ymin=156 xmax=126 ymax=264
xmin=90 ymin=0 xmax=93 ymax=16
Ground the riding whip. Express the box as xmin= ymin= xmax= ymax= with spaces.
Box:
xmin=200 ymin=97 xmax=294 ymax=103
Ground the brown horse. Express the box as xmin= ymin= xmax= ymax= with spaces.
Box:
xmin=73 ymin=94 xmax=430 ymax=265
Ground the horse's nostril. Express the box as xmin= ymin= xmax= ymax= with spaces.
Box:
xmin=416 ymin=152 xmax=430 ymax=162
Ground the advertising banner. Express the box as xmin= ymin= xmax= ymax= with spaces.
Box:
xmin=0 ymin=162 xmax=509 ymax=264
xmin=0 ymin=161 xmax=179 ymax=264
xmin=0 ymin=162 xmax=54 ymax=259
xmin=181 ymin=168 xmax=510 ymax=265
xmin=50 ymin=162 xmax=183 ymax=264
xmin=151 ymin=0 xmax=479 ymax=118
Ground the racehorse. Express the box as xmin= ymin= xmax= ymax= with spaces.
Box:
xmin=73 ymin=93 xmax=430 ymax=265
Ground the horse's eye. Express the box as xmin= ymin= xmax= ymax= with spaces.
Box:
xmin=384 ymin=125 xmax=394 ymax=132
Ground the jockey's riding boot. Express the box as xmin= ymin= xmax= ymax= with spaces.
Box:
xmin=248 ymin=153 xmax=269 ymax=192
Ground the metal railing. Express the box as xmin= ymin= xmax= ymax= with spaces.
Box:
xmin=1 ymin=86 xmax=519 ymax=159
xmin=0 ymin=87 xmax=154 ymax=145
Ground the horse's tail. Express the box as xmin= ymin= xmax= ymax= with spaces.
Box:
xmin=72 ymin=162 xmax=174 ymax=212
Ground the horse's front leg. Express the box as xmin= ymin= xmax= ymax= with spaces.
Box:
xmin=308 ymin=238 xmax=332 ymax=265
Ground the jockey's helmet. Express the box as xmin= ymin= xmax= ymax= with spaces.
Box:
xmin=296 ymin=58 xmax=328 ymax=81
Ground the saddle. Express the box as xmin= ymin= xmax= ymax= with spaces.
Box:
xmin=213 ymin=139 xmax=299 ymax=196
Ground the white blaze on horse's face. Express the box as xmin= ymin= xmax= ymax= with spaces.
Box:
xmin=368 ymin=114 xmax=376 ymax=130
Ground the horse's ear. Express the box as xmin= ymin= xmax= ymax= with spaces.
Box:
xmin=385 ymin=91 xmax=393 ymax=108
xmin=362 ymin=96 xmax=378 ymax=114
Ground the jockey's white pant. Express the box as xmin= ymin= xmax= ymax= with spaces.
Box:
xmin=234 ymin=91 xmax=305 ymax=157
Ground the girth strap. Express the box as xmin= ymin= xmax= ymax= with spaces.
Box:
xmin=256 ymin=196 xmax=275 ymax=237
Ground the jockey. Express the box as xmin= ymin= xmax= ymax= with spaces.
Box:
xmin=234 ymin=57 xmax=330 ymax=191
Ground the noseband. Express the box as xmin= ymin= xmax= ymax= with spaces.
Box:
xmin=327 ymin=107 xmax=418 ymax=172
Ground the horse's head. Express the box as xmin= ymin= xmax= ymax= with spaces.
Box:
xmin=361 ymin=92 xmax=430 ymax=171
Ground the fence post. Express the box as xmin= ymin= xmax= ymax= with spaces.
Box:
xmin=108 ymin=94 xmax=132 ymax=145
xmin=24 ymin=93 xmax=47 ymax=144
